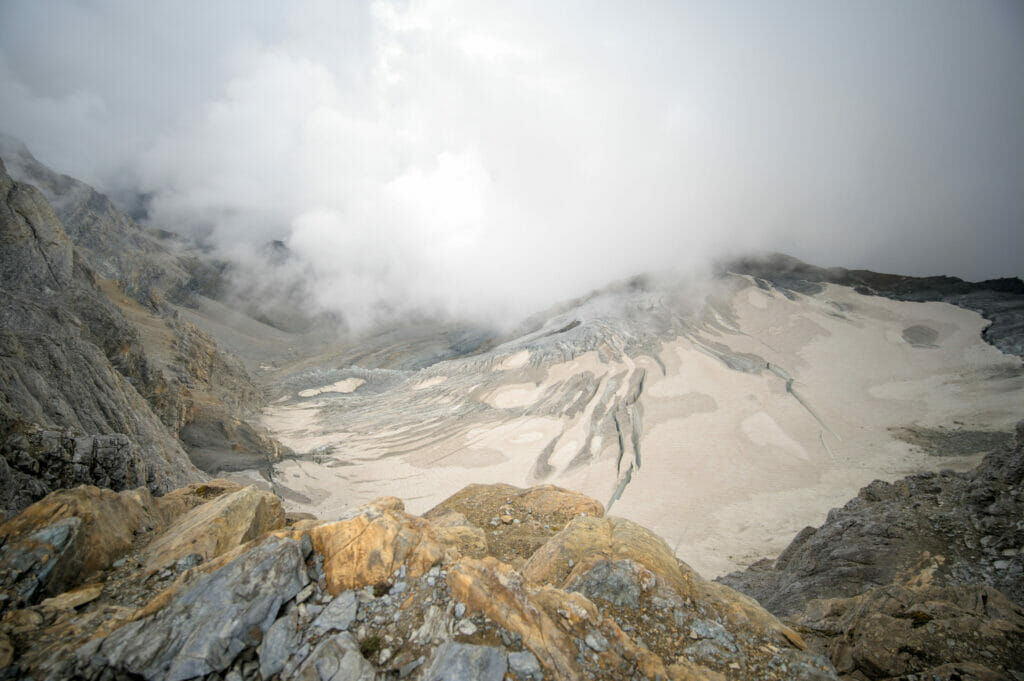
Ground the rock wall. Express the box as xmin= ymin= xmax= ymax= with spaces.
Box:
xmin=0 ymin=143 xmax=290 ymax=495
xmin=0 ymin=158 xmax=204 ymax=513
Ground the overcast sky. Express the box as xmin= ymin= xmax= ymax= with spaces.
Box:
xmin=1 ymin=1 xmax=1021 ymax=325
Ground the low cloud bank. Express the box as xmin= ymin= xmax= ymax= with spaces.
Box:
xmin=2 ymin=1 xmax=1021 ymax=327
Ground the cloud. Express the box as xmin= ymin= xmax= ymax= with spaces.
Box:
xmin=1 ymin=0 xmax=1022 ymax=327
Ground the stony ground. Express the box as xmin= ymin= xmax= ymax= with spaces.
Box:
xmin=2 ymin=435 xmax=1022 ymax=681
xmin=0 ymin=478 xmax=836 ymax=681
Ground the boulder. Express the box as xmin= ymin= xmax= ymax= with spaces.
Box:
xmin=282 ymin=498 xmax=453 ymax=594
xmin=310 ymin=590 xmax=358 ymax=633
xmin=88 ymin=535 xmax=308 ymax=681
xmin=422 ymin=640 xmax=507 ymax=681
xmin=285 ymin=632 xmax=375 ymax=681
xmin=0 ymin=485 xmax=163 ymax=610
xmin=142 ymin=484 xmax=284 ymax=571
xmin=259 ymin=608 xmax=302 ymax=679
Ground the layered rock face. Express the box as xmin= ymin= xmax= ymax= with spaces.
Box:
xmin=0 ymin=157 xmax=203 ymax=511
xmin=0 ymin=481 xmax=838 ymax=681
xmin=720 ymin=423 xmax=1024 ymax=679
xmin=0 ymin=145 xmax=290 ymax=514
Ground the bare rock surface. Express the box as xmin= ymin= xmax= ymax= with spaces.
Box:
xmin=0 ymin=143 xmax=294 ymax=509
xmin=88 ymin=535 xmax=308 ymax=681
xmin=0 ymin=481 xmax=837 ymax=681
xmin=4 ymin=450 xmax=1019 ymax=680
xmin=0 ymin=157 xmax=203 ymax=512
xmin=141 ymin=485 xmax=284 ymax=572
xmin=792 ymin=584 xmax=1023 ymax=679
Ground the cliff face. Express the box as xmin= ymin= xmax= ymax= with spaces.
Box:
xmin=0 ymin=158 xmax=204 ymax=511
xmin=0 ymin=133 xmax=223 ymax=309
xmin=0 ymin=143 xmax=291 ymax=503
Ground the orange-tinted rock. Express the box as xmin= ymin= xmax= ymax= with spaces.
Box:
xmin=0 ymin=480 xmax=838 ymax=680
xmin=523 ymin=515 xmax=699 ymax=593
xmin=447 ymin=556 xmax=716 ymax=681
xmin=39 ymin=583 xmax=104 ymax=611
xmin=426 ymin=511 xmax=488 ymax=558
xmin=523 ymin=513 xmax=803 ymax=649
xmin=281 ymin=501 xmax=453 ymax=594
xmin=143 ymin=485 xmax=284 ymax=571
xmin=448 ymin=557 xmax=583 ymax=680
xmin=515 ymin=485 xmax=605 ymax=518
xmin=0 ymin=485 xmax=164 ymax=598
xmin=425 ymin=483 xmax=604 ymax=566
xmin=154 ymin=479 xmax=246 ymax=519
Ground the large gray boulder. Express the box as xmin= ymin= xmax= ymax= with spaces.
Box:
xmin=87 ymin=535 xmax=308 ymax=681
xmin=0 ymin=516 xmax=82 ymax=611
xmin=285 ymin=632 xmax=376 ymax=681
xmin=422 ymin=641 xmax=508 ymax=681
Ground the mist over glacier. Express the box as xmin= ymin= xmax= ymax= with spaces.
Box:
xmin=1 ymin=0 xmax=1022 ymax=327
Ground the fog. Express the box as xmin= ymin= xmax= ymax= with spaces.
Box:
xmin=2 ymin=1 xmax=1022 ymax=327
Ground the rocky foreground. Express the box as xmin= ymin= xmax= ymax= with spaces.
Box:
xmin=1 ymin=428 xmax=1023 ymax=680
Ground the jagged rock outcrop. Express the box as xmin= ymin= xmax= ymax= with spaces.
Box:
xmin=0 ymin=158 xmax=203 ymax=513
xmin=0 ymin=480 xmax=282 ymax=614
xmin=0 ymin=482 xmax=836 ymax=680
xmin=720 ymin=423 xmax=1024 ymax=615
xmin=791 ymin=583 xmax=1023 ymax=680
xmin=720 ymin=423 xmax=1024 ymax=679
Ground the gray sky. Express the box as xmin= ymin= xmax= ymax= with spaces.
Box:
xmin=1 ymin=1 xmax=1021 ymax=325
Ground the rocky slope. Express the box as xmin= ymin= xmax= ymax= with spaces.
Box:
xmin=720 ymin=422 xmax=1024 ymax=679
xmin=0 ymin=157 xmax=203 ymax=511
xmin=2 ymin=431 xmax=1021 ymax=681
xmin=0 ymin=479 xmax=838 ymax=681
xmin=0 ymin=133 xmax=220 ymax=310
xmin=0 ymin=143 xmax=291 ymax=511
